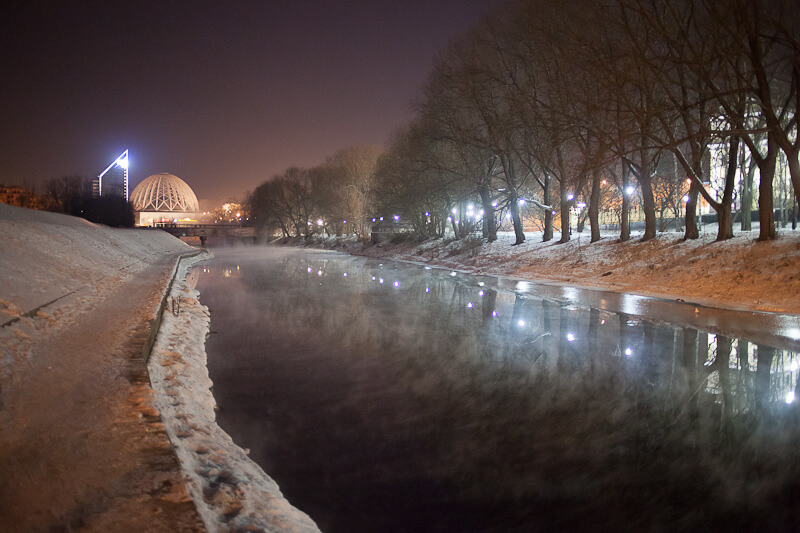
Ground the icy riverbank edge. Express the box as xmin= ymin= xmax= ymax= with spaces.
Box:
xmin=148 ymin=253 xmax=321 ymax=532
xmin=293 ymin=229 xmax=800 ymax=315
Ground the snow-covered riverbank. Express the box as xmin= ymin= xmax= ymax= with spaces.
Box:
xmin=149 ymin=254 xmax=320 ymax=531
xmin=323 ymin=228 xmax=800 ymax=315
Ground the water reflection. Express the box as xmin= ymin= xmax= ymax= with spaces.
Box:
xmin=198 ymin=248 xmax=800 ymax=532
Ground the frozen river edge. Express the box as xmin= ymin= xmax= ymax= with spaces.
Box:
xmin=148 ymin=252 xmax=320 ymax=532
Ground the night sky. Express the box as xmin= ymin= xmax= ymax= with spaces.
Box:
xmin=1 ymin=1 xmax=501 ymax=208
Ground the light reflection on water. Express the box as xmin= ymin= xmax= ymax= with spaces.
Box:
xmin=198 ymin=247 xmax=800 ymax=532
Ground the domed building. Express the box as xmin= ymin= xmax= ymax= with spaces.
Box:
xmin=130 ymin=173 xmax=200 ymax=226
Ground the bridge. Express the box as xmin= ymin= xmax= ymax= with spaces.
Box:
xmin=154 ymin=223 xmax=256 ymax=244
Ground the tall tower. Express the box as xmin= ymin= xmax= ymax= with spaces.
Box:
xmin=97 ymin=150 xmax=129 ymax=200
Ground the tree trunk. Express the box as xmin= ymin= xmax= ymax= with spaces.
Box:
xmin=716 ymin=135 xmax=738 ymax=241
xmin=510 ymin=195 xmax=525 ymax=245
xmin=683 ymin=183 xmax=699 ymax=240
xmin=478 ymin=184 xmax=497 ymax=242
xmin=786 ymin=149 xmax=800 ymax=215
xmin=559 ymin=183 xmax=570 ymax=244
xmin=638 ymin=148 xmax=657 ymax=241
xmin=589 ymin=169 xmax=601 ymax=243
xmin=543 ymin=173 xmax=553 ymax=242
xmin=740 ymin=154 xmax=756 ymax=231
xmin=757 ymin=134 xmax=778 ymax=241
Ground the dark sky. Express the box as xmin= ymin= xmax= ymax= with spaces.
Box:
xmin=1 ymin=0 xmax=501 ymax=209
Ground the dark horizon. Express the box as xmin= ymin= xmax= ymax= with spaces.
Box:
xmin=0 ymin=1 xmax=502 ymax=209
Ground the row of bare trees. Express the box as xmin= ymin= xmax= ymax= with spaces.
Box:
xmin=372 ymin=0 xmax=800 ymax=245
xmin=247 ymin=145 xmax=383 ymax=240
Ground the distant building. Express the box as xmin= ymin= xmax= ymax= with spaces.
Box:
xmin=129 ymin=172 xmax=200 ymax=226
xmin=0 ymin=185 xmax=39 ymax=209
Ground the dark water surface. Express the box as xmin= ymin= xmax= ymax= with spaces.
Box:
xmin=197 ymin=247 xmax=800 ymax=532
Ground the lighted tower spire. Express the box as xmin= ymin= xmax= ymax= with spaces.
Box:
xmin=97 ymin=149 xmax=129 ymax=200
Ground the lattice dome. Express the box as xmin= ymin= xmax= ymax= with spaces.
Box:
xmin=130 ymin=173 xmax=199 ymax=212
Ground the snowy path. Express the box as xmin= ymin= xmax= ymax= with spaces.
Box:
xmin=0 ymin=248 xmax=203 ymax=530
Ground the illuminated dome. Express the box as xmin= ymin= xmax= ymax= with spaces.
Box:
xmin=130 ymin=173 xmax=199 ymax=212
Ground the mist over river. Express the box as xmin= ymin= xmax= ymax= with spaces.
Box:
xmin=196 ymin=246 xmax=800 ymax=532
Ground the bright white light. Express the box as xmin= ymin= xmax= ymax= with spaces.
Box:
xmin=450 ymin=271 xmax=457 ymax=277
xmin=518 ymin=199 xmax=526 ymax=205
xmin=791 ymin=360 xmax=799 ymax=373
xmin=467 ymin=302 xmax=473 ymax=308
xmin=492 ymin=311 xmax=497 ymax=317
xmin=625 ymin=347 xmax=632 ymax=357
xmin=372 ymin=218 xmax=376 ymax=222
xmin=567 ymin=333 xmax=575 ymax=342
xmin=393 ymin=215 xmax=399 ymax=221
xmin=425 ymin=211 xmax=430 ymax=216
xmin=317 ymin=219 xmax=324 ymax=226
xmin=372 ymin=276 xmax=376 ymax=281
xmin=787 ymin=391 xmax=795 ymax=404
xmin=424 ymin=266 xmax=432 ymax=270
xmin=380 ymin=217 xmax=384 ymax=221
xmin=317 ymin=270 xmax=323 ymax=276
xmin=479 ymin=209 xmax=485 ymax=216
xmin=343 ymin=273 xmax=347 ymax=277
xmin=455 ymin=220 xmax=460 ymax=225
xmin=468 ymin=204 xmax=474 ymax=210
xmin=343 ymin=220 xmax=347 ymax=224
xmin=393 ymin=281 xmax=399 ymax=287
xmin=307 ymin=267 xmax=312 ymax=273
xmin=447 ymin=216 xmax=452 ymax=222
xmin=683 ymin=195 xmax=689 ymax=203
xmin=505 ymin=213 xmax=511 ymax=219
xmin=478 ymin=290 xmax=484 ymax=297
xmin=577 ymin=202 xmax=586 ymax=209
xmin=552 ymin=210 xmax=556 ymax=215
xmin=425 ymin=287 xmax=430 ymax=293
xmin=567 ymin=193 xmax=574 ymax=201
xmin=379 ymin=278 xmax=384 ymax=284
xmin=116 ymin=152 xmax=129 ymax=169
xmin=626 ymin=186 xmax=634 ymax=195
xmin=518 ymin=320 xmax=525 ymax=327
xmin=478 ymin=282 xmax=485 ymax=286
xmin=452 ymin=207 xmax=458 ymax=214
xmin=491 ymin=201 xmax=498 ymax=207
xmin=786 ymin=328 xmax=800 ymax=341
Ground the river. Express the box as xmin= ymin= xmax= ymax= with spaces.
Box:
xmin=196 ymin=246 xmax=800 ymax=532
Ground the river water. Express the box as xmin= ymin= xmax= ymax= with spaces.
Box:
xmin=196 ymin=246 xmax=800 ymax=532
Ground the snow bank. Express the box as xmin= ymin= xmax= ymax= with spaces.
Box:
xmin=148 ymin=254 xmax=320 ymax=532
xmin=0 ymin=204 xmax=191 ymax=378
xmin=0 ymin=203 xmax=187 ymax=325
